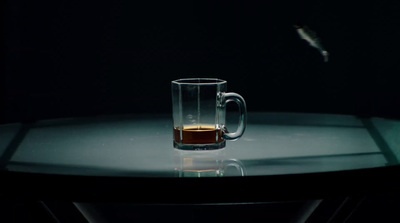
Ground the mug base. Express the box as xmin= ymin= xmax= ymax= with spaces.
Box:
xmin=173 ymin=141 xmax=226 ymax=151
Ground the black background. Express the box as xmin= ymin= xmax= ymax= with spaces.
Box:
xmin=2 ymin=1 xmax=400 ymax=124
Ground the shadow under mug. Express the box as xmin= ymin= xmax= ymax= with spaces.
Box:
xmin=172 ymin=78 xmax=247 ymax=150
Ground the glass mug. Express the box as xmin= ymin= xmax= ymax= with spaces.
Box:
xmin=172 ymin=78 xmax=247 ymax=150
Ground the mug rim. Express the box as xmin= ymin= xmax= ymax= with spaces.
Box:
xmin=172 ymin=78 xmax=226 ymax=85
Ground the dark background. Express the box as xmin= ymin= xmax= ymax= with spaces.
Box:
xmin=2 ymin=1 xmax=400 ymax=124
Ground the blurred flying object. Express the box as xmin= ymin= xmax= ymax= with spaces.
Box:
xmin=295 ymin=24 xmax=329 ymax=62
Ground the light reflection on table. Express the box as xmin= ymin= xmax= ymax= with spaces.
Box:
xmin=1 ymin=112 xmax=398 ymax=178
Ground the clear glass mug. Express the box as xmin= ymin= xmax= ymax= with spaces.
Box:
xmin=171 ymin=78 xmax=247 ymax=150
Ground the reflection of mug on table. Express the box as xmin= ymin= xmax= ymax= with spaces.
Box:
xmin=172 ymin=78 xmax=247 ymax=150
xmin=174 ymin=149 xmax=246 ymax=177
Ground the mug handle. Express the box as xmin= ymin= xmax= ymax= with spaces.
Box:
xmin=219 ymin=92 xmax=247 ymax=140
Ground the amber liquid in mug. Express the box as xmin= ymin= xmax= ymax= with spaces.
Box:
xmin=174 ymin=125 xmax=224 ymax=144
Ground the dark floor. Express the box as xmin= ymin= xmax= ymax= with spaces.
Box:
xmin=1 ymin=193 xmax=400 ymax=223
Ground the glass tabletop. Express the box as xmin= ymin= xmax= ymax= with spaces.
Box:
xmin=1 ymin=112 xmax=399 ymax=178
